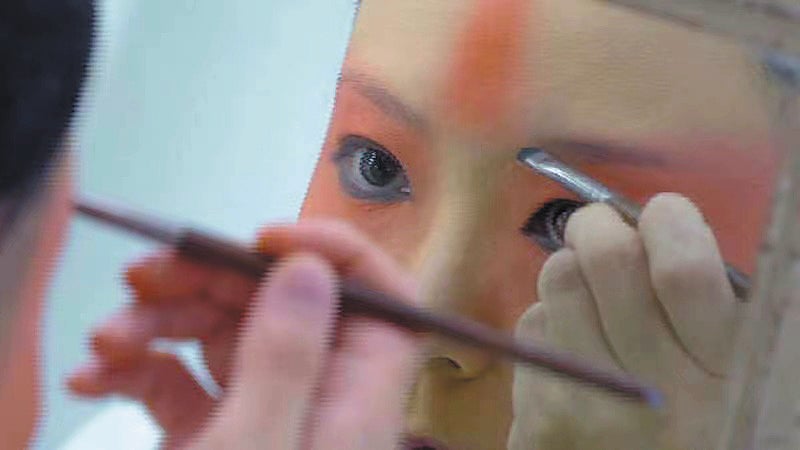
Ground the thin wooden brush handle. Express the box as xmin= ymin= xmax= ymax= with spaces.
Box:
xmin=73 ymin=197 xmax=662 ymax=403
xmin=173 ymin=229 xmax=662 ymax=405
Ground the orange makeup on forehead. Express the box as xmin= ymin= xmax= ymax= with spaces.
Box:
xmin=441 ymin=0 xmax=530 ymax=136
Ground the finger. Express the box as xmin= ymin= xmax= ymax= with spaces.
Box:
xmin=510 ymin=303 xmax=575 ymax=450
xmin=257 ymin=219 xmax=417 ymax=300
xmin=509 ymin=250 xmax=621 ymax=450
xmin=564 ymin=203 xmax=684 ymax=380
xmin=125 ymin=250 xmax=257 ymax=310
xmin=88 ymin=302 xmax=231 ymax=367
xmin=639 ymin=193 xmax=739 ymax=376
xmin=515 ymin=300 xmax=546 ymax=342
xmin=201 ymin=327 xmax=238 ymax=390
xmin=257 ymin=221 xmax=422 ymax=449
xmin=66 ymin=358 xmax=110 ymax=397
xmin=208 ymin=255 xmax=338 ymax=449
xmin=536 ymin=249 xmax=620 ymax=369
xmin=67 ymin=351 xmax=215 ymax=449
xmin=305 ymin=317 xmax=421 ymax=450
xmin=510 ymin=301 xmax=547 ymax=450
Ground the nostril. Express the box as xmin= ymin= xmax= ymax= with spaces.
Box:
xmin=429 ymin=356 xmax=462 ymax=371
xmin=427 ymin=352 xmax=491 ymax=379
xmin=444 ymin=357 xmax=462 ymax=370
xmin=403 ymin=436 xmax=449 ymax=449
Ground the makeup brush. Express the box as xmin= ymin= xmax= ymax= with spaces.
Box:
xmin=517 ymin=147 xmax=751 ymax=300
xmin=74 ymin=195 xmax=664 ymax=407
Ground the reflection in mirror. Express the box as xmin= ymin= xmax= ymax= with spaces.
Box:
xmin=298 ymin=0 xmax=780 ymax=449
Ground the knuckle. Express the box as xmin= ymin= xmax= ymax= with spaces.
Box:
xmin=515 ymin=303 xmax=546 ymax=339
xmin=587 ymin=225 xmax=643 ymax=269
xmin=541 ymin=249 xmax=576 ymax=278
xmin=538 ymin=249 xmax=579 ymax=295
xmin=563 ymin=203 xmax=598 ymax=243
xmin=567 ymin=203 xmax=644 ymax=268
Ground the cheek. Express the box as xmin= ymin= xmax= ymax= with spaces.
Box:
xmin=300 ymin=160 xmax=430 ymax=267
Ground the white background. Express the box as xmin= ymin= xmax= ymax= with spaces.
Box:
xmin=38 ymin=1 xmax=356 ymax=448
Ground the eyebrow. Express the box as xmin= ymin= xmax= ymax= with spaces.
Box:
xmin=543 ymin=140 xmax=669 ymax=167
xmin=339 ymin=71 xmax=430 ymax=133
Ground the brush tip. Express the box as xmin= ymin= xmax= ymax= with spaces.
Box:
xmin=517 ymin=147 xmax=553 ymax=166
xmin=517 ymin=147 xmax=540 ymax=162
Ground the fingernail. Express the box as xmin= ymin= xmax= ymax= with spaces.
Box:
xmin=279 ymin=257 xmax=335 ymax=305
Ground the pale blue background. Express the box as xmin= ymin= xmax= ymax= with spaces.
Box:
xmin=39 ymin=1 xmax=356 ymax=448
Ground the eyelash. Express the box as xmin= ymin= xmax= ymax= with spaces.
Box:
xmin=521 ymin=199 xmax=585 ymax=252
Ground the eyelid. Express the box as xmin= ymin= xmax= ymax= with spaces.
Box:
xmin=331 ymin=135 xmax=385 ymax=162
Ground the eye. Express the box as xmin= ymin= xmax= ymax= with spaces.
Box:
xmin=521 ymin=199 xmax=585 ymax=252
xmin=332 ymin=135 xmax=412 ymax=203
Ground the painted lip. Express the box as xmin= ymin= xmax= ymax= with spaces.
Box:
xmin=401 ymin=435 xmax=452 ymax=450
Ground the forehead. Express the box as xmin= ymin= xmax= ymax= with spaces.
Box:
xmin=348 ymin=0 xmax=772 ymax=148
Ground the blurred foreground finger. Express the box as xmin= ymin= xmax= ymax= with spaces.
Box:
xmin=125 ymin=251 xmax=256 ymax=310
xmin=306 ymin=317 xmax=420 ymax=450
xmin=67 ymin=350 xmax=214 ymax=450
xmin=197 ymin=255 xmax=338 ymax=449
xmin=89 ymin=302 xmax=229 ymax=367
xmin=257 ymin=220 xmax=417 ymax=299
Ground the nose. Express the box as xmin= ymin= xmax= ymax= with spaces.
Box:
xmin=410 ymin=191 xmax=505 ymax=379
xmin=407 ymin=145 xmax=536 ymax=379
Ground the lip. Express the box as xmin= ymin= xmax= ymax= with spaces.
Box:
xmin=401 ymin=435 xmax=451 ymax=450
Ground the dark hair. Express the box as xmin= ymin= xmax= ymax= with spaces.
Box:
xmin=0 ymin=0 xmax=95 ymax=195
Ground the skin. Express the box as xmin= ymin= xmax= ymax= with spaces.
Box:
xmin=510 ymin=196 xmax=743 ymax=450
xmin=69 ymin=222 xmax=424 ymax=450
xmin=70 ymin=0 xmax=781 ymax=449
xmin=0 ymin=151 xmax=73 ymax=450
xmin=4 ymin=156 xmax=422 ymax=450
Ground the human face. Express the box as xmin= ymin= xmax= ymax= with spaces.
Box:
xmin=300 ymin=0 xmax=779 ymax=448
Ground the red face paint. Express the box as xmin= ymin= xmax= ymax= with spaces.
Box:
xmin=441 ymin=0 xmax=530 ymax=137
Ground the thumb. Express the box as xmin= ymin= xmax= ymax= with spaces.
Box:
xmin=196 ymin=254 xmax=339 ymax=449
